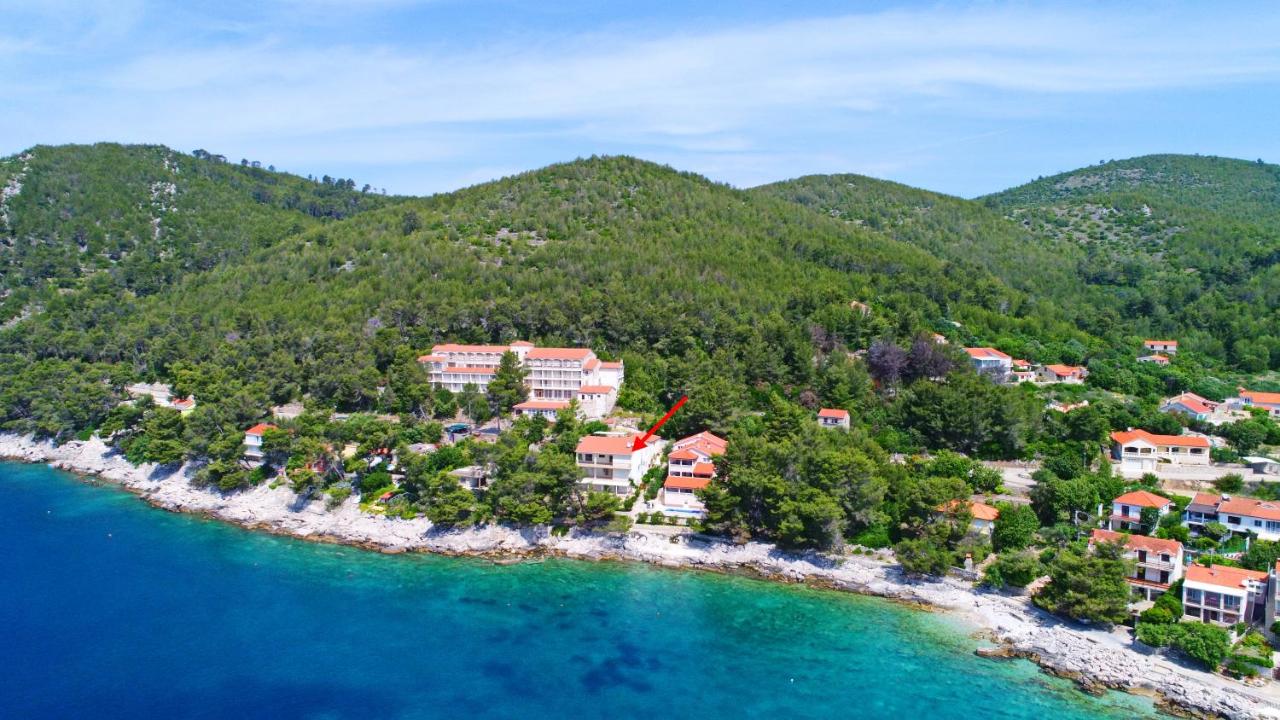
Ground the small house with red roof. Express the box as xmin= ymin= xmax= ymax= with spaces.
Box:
xmin=1036 ymin=364 xmax=1088 ymax=385
xmin=575 ymin=432 xmax=665 ymax=496
xmin=1183 ymin=493 xmax=1280 ymax=542
xmin=243 ymin=423 xmax=278 ymax=461
xmin=1107 ymin=489 xmax=1175 ymax=532
xmin=1143 ymin=339 xmax=1178 ymax=355
xmin=1236 ymin=388 xmax=1280 ymax=419
xmin=513 ymin=399 xmax=570 ymax=421
xmin=1110 ymin=428 xmax=1210 ymax=471
xmin=1159 ymin=392 xmax=1217 ymax=423
xmin=1183 ymin=564 xmax=1269 ymax=626
xmin=937 ymin=499 xmax=1000 ymax=534
xmin=661 ymin=431 xmax=728 ymax=516
xmin=817 ymin=408 xmax=850 ymax=430
xmin=1137 ymin=354 xmax=1170 ymax=366
xmin=964 ymin=347 xmax=1013 ymax=376
xmin=1089 ymin=529 xmax=1184 ymax=601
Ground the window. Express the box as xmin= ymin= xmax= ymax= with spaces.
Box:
xmin=1185 ymin=588 xmax=1202 ymax=603
xmin=1190 ymin=448 xmax=1204 ymax=454
xmin=1267 ymin=521 xmax=1280 ymax=533
xmin=1228 ymin=516 xmax=1241 ymax=525
xmin=1223 ymin=595 xmax=1241 ymax=609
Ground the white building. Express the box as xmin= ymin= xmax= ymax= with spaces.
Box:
xmin=576 ymin=385 xmax=618 ymax=419
xmin=1037 ymin=364 xmax=1087 ymax=384
xmin=1235 ymin=388 xmax=1280 ymax=419
xmin=449 ymin=465 xmax=490 ymax=491
xmin=575 ymin=433 xmax=665 ymax=496
xmin=937 ymin=500 xmax=1000 ymax=534
xmin=1184 ymin=493 xmax=1280 ymax=542
xmin=817 ymin=408 xmax=850 ymax=430
xmin=964 ymin=347 xmax=1013 ymax=378
xmin=418 ymin=342 xmax=534 ymax=393
xmin=1090 ymin=529 xmax=1184 ymax=601
xmin=1110 ymin=429 xmax=1210 ymax=470
xmin=661 ymin=431 xmax=727 ymax=517
xmin=244 ymin=423 xmax=277 ymax=461
xmin=1107 ymin=490 xmax=1175 ymax=532
xmin=513 ymin=399 xmax=570 ymax=421
xmin=125 ymin=382 xmax=196 ymax=414
xmin=1183 ymin=564 xmax=1268 ymax=626
xmin=1144 ymin=339 xmax=1178 ymax=355
xmin=1137 ymin=354 xmax=1170 ymax=366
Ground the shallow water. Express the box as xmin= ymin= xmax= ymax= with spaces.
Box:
xmin=0 ymin=462 xmax=1161 ymax=719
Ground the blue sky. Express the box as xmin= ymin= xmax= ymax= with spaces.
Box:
xmin=3 ymin=0 xmax=1279 ymax=197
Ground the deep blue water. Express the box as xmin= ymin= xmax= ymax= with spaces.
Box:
xmin=0 ymin=462 xmax=1160 ymax=719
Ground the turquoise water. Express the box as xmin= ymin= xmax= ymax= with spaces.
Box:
xmin=0 ymin=462 xmax=1160 ymax=719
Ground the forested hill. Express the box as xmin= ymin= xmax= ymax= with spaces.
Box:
xmin=0 ymin=143 xmax=397 ymax=319
xmin=1 ymin=147 xmax=1089 ymax=438
xmin=985 ymin=154 xmax=1280 ymax=370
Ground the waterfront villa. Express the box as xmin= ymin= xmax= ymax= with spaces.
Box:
xmin=1037 ymin=364 xmax=1087 ymax=384
xmin=575 ymin=433 xmax=665 ymax=496
xmin=125 ymin=382 xmax=196 ymax=415
xmin=1109 ymin=429 xmax=1210 ymax=471
xmin=1182 ymin=564 xmax=1269 ymax=627
xmin=448 ymin=465 xmax=490 ymax=491
xmin=937 ymin=500 xmax=1000 ymax=534
xmin=1089 ymin=529 xmax=1184 ymax=601
xmin=661 ymin=431 xmax=728 ymax=517
xmin=817 ymin=408 xmax=850 ymax=430
xmin=244 ymin=423 xmax=277 ymax=461
xmin=1183 ymin=493 xmax=1280 ymax=542
xmin=513 ymin=399 xmax=570 ymax=421
xmin=1137 ymin=354 xmax=1171 ymax=366
xmin=1107 ymin=489 xmax=1174 ymax=532
xmin=964 ymin=347 xmax=1012 ymax=377
xmin=1144 ymin=340 xmax=1178 ymax=355
xmin=1235 ymin=388 xmax=1280 ymax=419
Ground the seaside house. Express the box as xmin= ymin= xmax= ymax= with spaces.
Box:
xmin=1183 ymin=493 xmax=1280 ymax=542
xmin=1235 ymin=388 xmax=1280 ymax=419
xmin=1182 ymin=564 xmax=1269 ymax=626
xmin=1143 ymin=340 xmax=1179 ymax=355
xmin=1137 ymin=354 xmax=1170 ymax=366
xmin=817 ymin=408 xmax=850 ymax=430
xmin=448 ymin=465 xmax=490 ymax=491
xmin=964 ymin=347 xmax=1013 ymax=378
xmin=1036 ymin=364 xmax=1087 ymax=385
xmin=661 ymin=431 xmax=728 ymax=517
xmin=243 ymin=423 xmax=277 ymax=461
xmin=125 ymin=381 xmax=197 ymax=415
xmin=575 ymin=432 xmax=664 ymax=496
xmin=1107 ymin=489 xmax=1174 ymax=532
xmin=937 ymin=500 xmax=1000 ymax=535
xmin=1109 ymin=429 xmax=1210 ymax=471
xmin=1089 ymin=529 xmax=1184 ymax=601
xmin=513 ymin=399 xmax=570 ymax=421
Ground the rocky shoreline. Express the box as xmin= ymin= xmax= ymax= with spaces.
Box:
xmin=2 ymin=433 xmax=1277 ymax=719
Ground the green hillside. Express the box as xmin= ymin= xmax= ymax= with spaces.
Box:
xmin=985 ymin=154 xmax=1280 ymax=370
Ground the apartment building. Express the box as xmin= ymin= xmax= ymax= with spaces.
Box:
xmin=1182 ymin=564 xmax=1268 ymax=626
xmin=964 ymin=347 xmax=1013 ymax=377
xmin=575 ymin=433 xmax=664 ymax=496
xmin=1184 ymin=493 xmax=1280 ymax=542
xmin=661 ymin=431 xmax=727 ymax=516
xmin=1110 ymin=429 xmax=1210 ymax=470
xmin=1090 ymin=529 xmax=1184 ymax=601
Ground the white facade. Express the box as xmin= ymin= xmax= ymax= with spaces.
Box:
xmin=243 ymin=423 xmax=276 ymax=460
xmin=513 ymin=399 xmax=570 ymax=421
xmin=1144 ymin=340 xmax=1178 ymax=355
xmin=1183 ymin=565 xmax=1268 ymax=626
xmin=1110 ymin=429 xmax=1210 ymax=470
xmin=125 ymin=381 xmax=196 ymax=414
xmin=1107 ymin=490 xmax=1174 ymax=531
xmin=661 ymin=432 xmax=727 ymax=517
xmin=964 ymin=347 xmax=1012 ymax=376
xmin=575 ymin=433 xmax=665 ymax=496
xmin=1036 ymin=364 xmax=1087 ymax=384
xmin=1185 ymin=493 xmax=1280 ymax=542
xmin=1090 ymin=529 xmax=1184 ymax=601
xmin=817 ymin=408 xmax=850 ymax=430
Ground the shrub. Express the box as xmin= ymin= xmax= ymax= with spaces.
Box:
xmin=1174 ymin=622 xmax=1232 ymax=670
xmin=1212 ymin=474 xmax=1245 ymax=494
xmin=1138 ymin=606 xmax=1174 ymax=625
xmin=1136 ymin=622 xmax=1178 ymax=648
xmin=850 ymin=524 xmax=892 ymax=549
xmin=983 ymin=551 xmax=1042 ymax=589
xmin=894 ymin=538 xmax=952 ymax=577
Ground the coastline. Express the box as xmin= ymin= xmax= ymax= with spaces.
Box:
xmin=2 ymin=433 xmax=1276 ymax=720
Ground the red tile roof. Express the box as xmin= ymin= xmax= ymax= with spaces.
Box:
xmin=1165 ymin=393 xmax=1213 ymax=414
xmin=1111 ymin=490 xmax=1174 ymax=508
xmin=514 ymin=400 xmax=571 ymax=411
xmin=964 ymin=347 xmax=1012 ymax=361
xmin=432 ymin=343 xmax=513 ymax=354
xmin=417 ymin=354 xmax=446 ymax=363
xmin=527 ymin=347 xmax=594 ymax=361
xmin=674 ymin=431 xmax=727 ymax=452
xmin=246 ymin=423 xmax=277 ymax=436
xmin=577 ymin=385 xmax=614 ymax=394
xmin=668 ymin=448 xmax=700 ymax=461
xmin=1090 ymin=528 xmax=1183 ymax=556
xmin=1218 ymin=496 xmax=1280 ymax=522
xmin=1144 ymin=340 xmax=1178 ymax=347
xmin=1185 ymin=564 xmax=1268 ymax=590
xmin=1139 ymin=354 xmax=1170 ymax=364
xmin=1110 ymin=429 xmax=1209 ymax=448
xmin=937 ymin=499 xmax=1000 ymax=521
xmin=818 ymin=408 xmax=849 ymax=419
xmin=665 ymin=475 xmax=711 ymax=490
xmin=1241 ymin=389 xmax=1280 ymax=406
xmin=1044 ymin=364 xmax=1085 ymax=377
xmin=511 ymin=341 xmax=535 ymax=347
xmin=600 ymin=361 xmax=624 ymax=369
xmin=576 ymin=434 xmax=641 ymax=455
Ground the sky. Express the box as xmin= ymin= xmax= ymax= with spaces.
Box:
xmin=2 ymin=0 xmax=1279 ymax=198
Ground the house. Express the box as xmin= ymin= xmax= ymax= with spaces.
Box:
xmin=1108 ymin=489 xmax=1174 ymax=531
xmin=1010 ymin=359 xmax=1037 ymax=384
xmin=1137 ymin=354 xmax=1170 ymax=366
xmin=1182 ymin=564 xmax=1269 ymax=626
xmin=449 ymin=465 xmax=490 ymax=491
xmin=1267 ymin=560 xmax=1280 ymax=631
xmin=125 ymin=381 xmax=197 ymax=414
xmin=1110 ymin=429 xmax=1211 ymax=470
xmin=1144 ymin=340 xmax=1178 ymax=355
xmin=662 ymin=431 xmax=728 ymax=517
xmin=1183 ymin=493 xmax=1280 ymax=542
xmin=937 ymin=499 xmax=1000 ymax=534
xmin=817 ymin=408 xmax=850 ymax=430
xmin=1235 ymin=388 xmax=1280 ymax=419
xmin=964 ymin=347 xmax=1013 ymax=377
xmin=1159 ymin=392 xmax=1216 ymax=422
xmin=1245 ymin=456 xmax=1280 ymax=476
xmin=575 ymin=433 xmax=665 ymax=496
xmin=244 ymin=423 xmax=277 ymax=461
xmin=1049 ymin=400 xmax=1089 ymax=413
xmin=1037 ymin=364 xmax=1087 ymax=384
xmin=1089 ymin=529 xmax=1184 ymax=601
xmin=271 ymin=402 xmax=306 ymax=421
xmin=576 ymin=385 xmax=618 ymax=419
xmin=513 ymin=399 xmax=570 ymax=421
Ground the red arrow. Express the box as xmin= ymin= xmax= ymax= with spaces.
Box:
xmin=632 ymin=396 xmax=687 ymax=451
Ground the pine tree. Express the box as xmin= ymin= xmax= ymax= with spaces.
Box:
xmin=486 ymin=351 xmax=529 ymax=416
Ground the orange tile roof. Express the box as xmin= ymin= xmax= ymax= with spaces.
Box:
xmin=576 ymin=434 xmax=641 ymax=455
xmin=690 ymin=462 xmax=716 ymax=477
xmin=1190 ymin=492 xmax=1222 ymax=508
xmin=1241 ymin=389 xmax=1280 ymax=405
xmin=1090 ymin=528 xmax=1182 ymax=556
xmin=577 ymin=385 xmax=614 ymax=394
xmin=432 ymin=343 xmax=513 ymax=354
xmin=527 ymin=347 xmax=594 ymax=361
xmin=1112 ymin=490 xmax=1174 ymax=508
xmin=1185 ymin=564 xmax=1268 ymax=590
xmin=818 ymin=408 xmax=849 ymax=419
xmin=964 ymin=347 xmax=1011 ymax=360
xmin=1218 ymin=496 xmax=1280 ymax=522
xmin=1165 ymin=393 xmax=1213 ymax=414
xmin=1144 ymin=339 xmax=1178 ymax=347
xmin=246 ymin=423 xmax=277 ymax=436
xmin=417 ymin=354 xmax=446 ymax=363
xmin=1044 ymin=364 xmax=1085 ymax=377
xmin=514 ymin=400 xmax=571 ymax=411
xmin=936 ymin=499 xmax=1000 ymax=521
xmin=511 ymin=341 xmax=535 ymax=347
xmin=665 ymin=476 xmax=711 ymax=490
xmin=583 ymin=358 xmax=600 ymax=371
xmin=674 ymin=431 xmax=727 ymax=452
xmin=600 ymin=361 xmax=624 ymax=369
xmin=1110 ymin=429 xmax=1209 ymax=448
xmin=668 ymin=448 xmax=700 ymax=461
